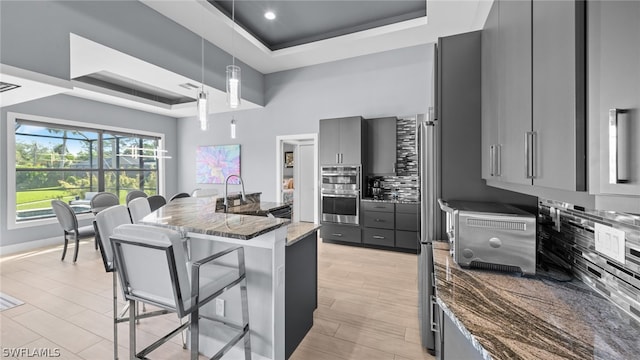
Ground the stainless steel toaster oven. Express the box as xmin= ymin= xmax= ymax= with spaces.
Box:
xmin=438 ymin=199 xmax=537 ymax=275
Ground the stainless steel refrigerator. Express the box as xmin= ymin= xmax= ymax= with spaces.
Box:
xmin=418 ymin=42 xmax=441 ymax=354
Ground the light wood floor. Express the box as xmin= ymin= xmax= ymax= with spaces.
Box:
xmin=0 ymin=236 xmax=434 ymax=360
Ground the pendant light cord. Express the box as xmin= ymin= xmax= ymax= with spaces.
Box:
xmin=201 ymin=36 xmax=204 ymax=91
xmin=232 ymin=0 xmax=236 ymax=67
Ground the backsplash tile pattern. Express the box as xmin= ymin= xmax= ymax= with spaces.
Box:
xmin=373 ymin=117 xmax=419 ymax=201
xmin=396 ymin=117 xmax=418 ymax=175
xmin=538 ymin=199 xmax=640 ymax=323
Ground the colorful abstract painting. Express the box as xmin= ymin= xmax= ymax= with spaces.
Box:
xmin=196 ymin=145 xmax=241 ymax=184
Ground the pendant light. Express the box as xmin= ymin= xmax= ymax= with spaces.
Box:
xmin=198 ymin=36 xmax=208 ymax=130
xmin=230 ymin=118 xmax=237 ymax=139
xmin=227 ymin=0 xmax=241 ymax=108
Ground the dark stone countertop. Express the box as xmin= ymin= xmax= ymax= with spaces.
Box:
xmin=140 ymin=197 xmax=289 ymax=240
xmin=433 ymin=241 xmax=640 ymax=360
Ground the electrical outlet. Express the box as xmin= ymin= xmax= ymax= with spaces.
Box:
xmin=215 ymin=298 xmax=225 ymax=317
xmin=594 ymin=223 xmax=626 ymax=264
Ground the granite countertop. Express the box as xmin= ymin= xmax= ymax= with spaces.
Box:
xmin=140 ymin=196 xmax=289 ymax=240
xmin=226 ymin=201 xmax=290 ymax=216
xmin=286 ymin=222 xmax=321 ymax=246
xmin=361 ymin=197 xmax=420 ymax=204
xmin=432 ymin=241 xmax=640 ymax=360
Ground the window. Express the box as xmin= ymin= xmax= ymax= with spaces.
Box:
xmin=8 ymin=113 xmax=165 ymax=228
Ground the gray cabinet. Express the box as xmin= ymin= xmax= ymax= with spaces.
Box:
xmin=362 ymin=202 xmax=394 ymax=247
xmin=319 ymin=116 xmax=364 ymax=165
xmin=320 ymin=223 xmax=361 ymax=244
xmin=360 ymin=201 xmax=420 ymax=251
xmin=588 ymin=0 xmax=640 ymax=212
xmin=481 ymin=0 xmax=586 ymax=191
xmin=498 ymin=0 xmax=532 ymax=186
xmin=285 ymin=231 xmax=317 ymax=359
xmin=366 ymin=117 xmax=397 ymax=175
xmin=481 ymin=0 xmax=501 ymax=180
xmin=395 ymin=203 xmax=419 ymax=251
xmin=532 ymin=0 xmax=586 ymax=191
xmin=440 ymin=311 xmax=483 ymax=360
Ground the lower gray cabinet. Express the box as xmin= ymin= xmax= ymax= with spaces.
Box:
xmin=395 ymin=203 xmax=420 ymax=250
xmin=440 ymin=311 xmax=483 ymax=360
xmin=396 ymin=230 xmax=419 ymax=250
xmin=320 ymin=223 xmax=361 ymax=244
xmin=362 ymin=228 xmax=394 ymax=247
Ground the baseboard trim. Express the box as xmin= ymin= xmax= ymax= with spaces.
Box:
xmin=0 ymin=236 xmax=62 ymax=257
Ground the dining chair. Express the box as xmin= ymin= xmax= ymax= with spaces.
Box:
xmin=51 ymin=200 xmax=95 ymax=262
xmin=191 ymin=188 xmax=219 ymax=198
xmin=126 ymin=190 xmax=148 ymax=205
xmin=169 ymin=192 xmax=190 ymax=201
xmin=110 ymin=224 xmax=252 ymax=360
xmin=147 ymin=194 xmax=167 ymax=212
xmin=90 ymin=192 xmax=120 ymax=250
xmin=128 ymin=197 xmax=151 ymax=224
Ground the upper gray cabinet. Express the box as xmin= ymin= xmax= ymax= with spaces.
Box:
xmin=532 ymin=0 xmax=586 ymax=191
xmin=481 ymin=0 xmax=586 ymax=192
xmin=588 ymin=0 xmax=640 ymax=212
xmin=481 ymin=0 xmax=501 ymax=180
xmin=319 ymin=116 xmax=364 ymax=165
xmin=366 ymin=117 xmax=397 ymax=175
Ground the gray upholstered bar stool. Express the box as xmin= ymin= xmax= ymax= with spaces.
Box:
xmin=110 ymin=224 xmax=252 ymax=360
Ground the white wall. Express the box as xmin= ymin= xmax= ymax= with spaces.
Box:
xmin=177 ymin=44 xmax=434 ymax=201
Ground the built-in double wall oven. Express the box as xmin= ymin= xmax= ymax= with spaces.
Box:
xmin=321 ymin=165 xmax=360 ymax=225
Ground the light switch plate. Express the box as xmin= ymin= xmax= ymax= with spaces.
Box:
xmin=594 ymin=223 xmax=626 ymax=264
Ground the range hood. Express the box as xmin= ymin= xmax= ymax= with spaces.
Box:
xmin=0 ymin=64 xmax=72 ymax=108
xmin=69 ymin=34 xmax=261 ymax=117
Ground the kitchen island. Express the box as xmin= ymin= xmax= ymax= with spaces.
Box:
xmin=432 ymin=241 xmax=640 ymax=360
xmin=140 ymin=196 xmax=318 ymax=360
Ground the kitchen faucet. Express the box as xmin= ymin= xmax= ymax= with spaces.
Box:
xmin=223 ymin=174 xmax=246 ymax=212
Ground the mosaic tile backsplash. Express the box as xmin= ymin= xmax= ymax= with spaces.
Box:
xmin=538 ymin=199 xmax=640 ymax=323
xmin=368 ymin=117 xmax=420 ymax=201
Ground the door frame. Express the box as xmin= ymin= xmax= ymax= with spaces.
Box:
xmin=276 ymin=134 xmax=319 ymax=223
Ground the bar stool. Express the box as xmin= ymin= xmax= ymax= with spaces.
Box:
xmin=110 ymin=224 xmax=251 ymax=360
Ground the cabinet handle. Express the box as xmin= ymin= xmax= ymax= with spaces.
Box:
xmin=430 ymin=295 xmax=438 ymax=332
xmin=336 ymin=153 xmax=339 ymax=164
xmin=489 ymin=145 xmax=496 ymax=176
xmin=340 ymin=153 xmax=343 ymax=163
xmin=373 ymin=235 xmax=385 ymax=239
xmin=331 ymin=233 xmax=343 ymax=237
xmin=374 ymin=219 xmax=384 ymax=222
xmin=496 ymin=144 xmax=501 ymax=176
xmin=525 ymin=132 xmax=536 ymax=179
xmin=609 ymin=108 xmax=630 ymax=184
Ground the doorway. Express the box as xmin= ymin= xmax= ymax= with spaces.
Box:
xmin=276 ymin=134 xmax=318 ymax=223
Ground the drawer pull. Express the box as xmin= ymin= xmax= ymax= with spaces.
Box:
xmin=373 ymin=235 xmax=385 ymax=239
xmin=374 ymin=206 xmax=387 ymax=209
xmin=331 ymin=233 xmax=343 ymax=237
xmin=374 ymin=219 xmax=384 ymax=222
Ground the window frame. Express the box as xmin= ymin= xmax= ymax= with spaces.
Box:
xmin=7 ymin=112 xmax=166 ymax=230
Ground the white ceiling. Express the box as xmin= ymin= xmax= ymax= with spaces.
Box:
xmin=141 ymin=0 xmax=493 ymax=74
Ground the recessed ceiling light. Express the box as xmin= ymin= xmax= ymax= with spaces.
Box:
xmin=264 ymin=11 xmax=276 ymax=20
